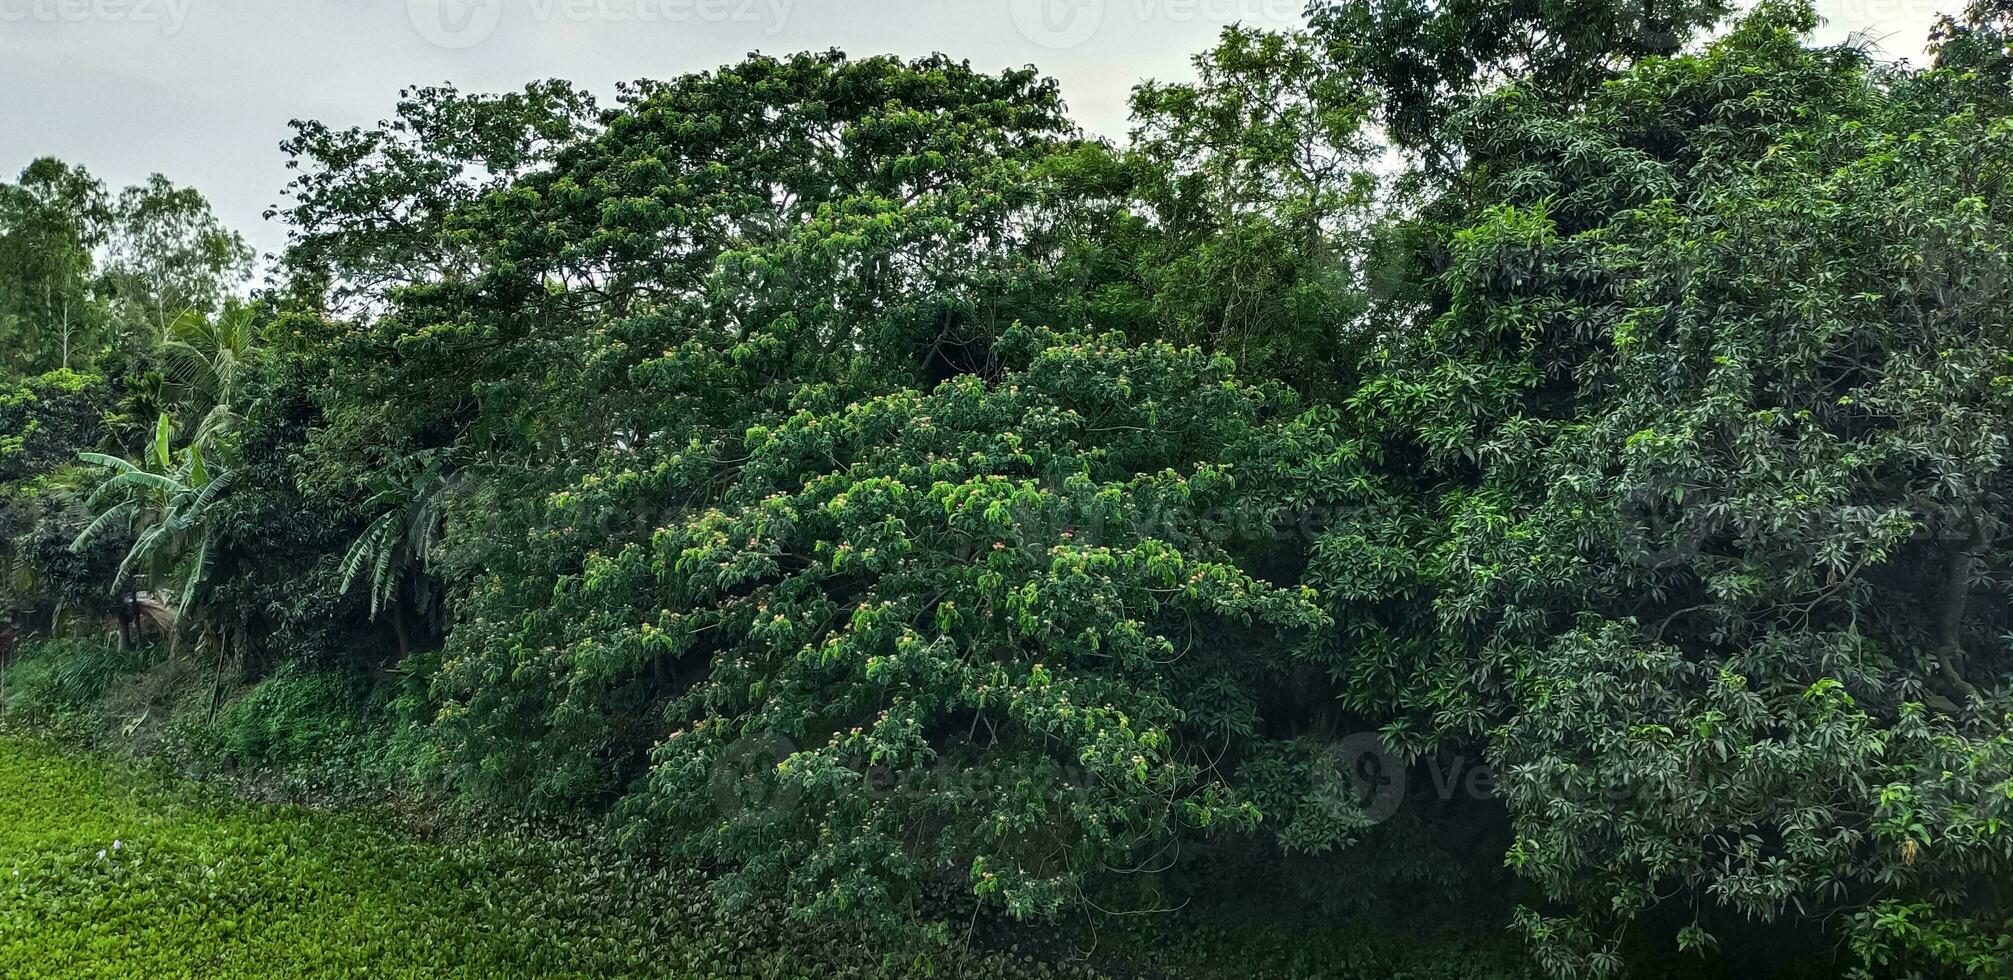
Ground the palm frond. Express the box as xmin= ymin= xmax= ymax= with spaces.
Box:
xmin=370 ymin=526 xmax=399 ymax=614
xmin=114 ymin=525 xmax=169 ymax=590
xmin=190 ymin=463 xmax=238 ymax=506
xmin=338 ymin=511 xmax=400 ymax=598
xmin=70 ymin=500 xmax=137 ymax=552
xmin=77 ymin=452 xmax=141 ymax=474
xmin=177 ymin=538 xmax=210 ymax=619
xmin=92 ymin=469 xmax=187 ymax=502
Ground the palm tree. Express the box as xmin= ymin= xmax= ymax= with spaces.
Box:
xmin=70 ymin=414 xmax=237 ymax=625
xmin=156 ymin=303 xmax=258 ymax=453
xmin=337 ymin=455 xmax=454 ymax=655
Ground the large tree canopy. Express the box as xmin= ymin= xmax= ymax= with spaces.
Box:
xmin=8 ymin=3 xmax=2013 ymax=978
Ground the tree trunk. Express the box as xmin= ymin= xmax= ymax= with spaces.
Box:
xmin=391 ymin=601 xmax=412 ymax=659
xmin=1932 ymin=517 xmax=1982 ymax=706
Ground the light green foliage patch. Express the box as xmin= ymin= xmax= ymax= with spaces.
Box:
xmin=0 ymin=737 xmax=1108 ymax=979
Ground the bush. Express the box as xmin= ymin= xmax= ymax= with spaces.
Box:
xmin=0 ymin=637 xmax=148 ymax=723
xmin=197 ymin=662 xmax=365 ymax=766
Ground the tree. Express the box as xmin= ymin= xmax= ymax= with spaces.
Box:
xmin=1 ymin=163 xmax=248 ymax=378
xmin=100 ymin=174 xmax=253 ymax=338
xmin=1307 ymin=0 xmax=1735 ymax=164
xmin=295 ymin=52 xmax=1094 ymax=658
xmin=1123 ymin=26 xmax=1379 ymax=395
xmin=428 ymin=325 xmax=1356 ymax=925
xmin=272 ymin=80 xmax=601 ymax=314
xmin=155 ymin=303 xmax=262 ymax=453
xmin=0 ymin=159 xmax=111 ymax=375
xmin=71 ymin=414 xmax=239 ymax=626
xmin=0 ymin=370 xmax=117 ymax=636
xmin=0 ymin=370 xmax=110 ymax=486
xmin=1324 ymin=5 xmax=2013 ymax=973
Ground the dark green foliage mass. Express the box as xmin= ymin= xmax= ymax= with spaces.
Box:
xmin=1322 ymin=8 xmax=2013 ymax=972
xmin=0 ymin=369 xmax=109 ymax=485
xmin=1306 ymin=0 xmax=1736 ymax=162
xmin=6 ymin=3 xmax=2013 ymax=977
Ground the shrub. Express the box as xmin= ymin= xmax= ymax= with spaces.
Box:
xmin=0 ymin=637 xmax=148 ymax=722
xmin=196 ymin=663 xmax=366 ymax=766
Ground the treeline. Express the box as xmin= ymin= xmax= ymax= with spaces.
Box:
xmin=4 ymin=1 xmax=2013 ymax=976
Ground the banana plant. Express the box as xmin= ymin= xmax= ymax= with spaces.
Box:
xmin=156 ymin=303 xmax=259 ymax=454
xmin=336 ymin=453 xmax=454 ymax=654
xmin=70 ymin=414 xmax=237 ymax=622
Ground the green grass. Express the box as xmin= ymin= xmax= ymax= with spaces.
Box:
xmin=0 ymin=737 xmax=1084 ymax=980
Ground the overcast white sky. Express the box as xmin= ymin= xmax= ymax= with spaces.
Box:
xmin=0 ymin=0 xmax=1957 ymax=259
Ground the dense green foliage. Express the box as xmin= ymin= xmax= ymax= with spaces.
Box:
xmin=1342 ymin=10 xmax=2013 ymax=973
xmin=7 ymin=2 xmax=2013 ymax=977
